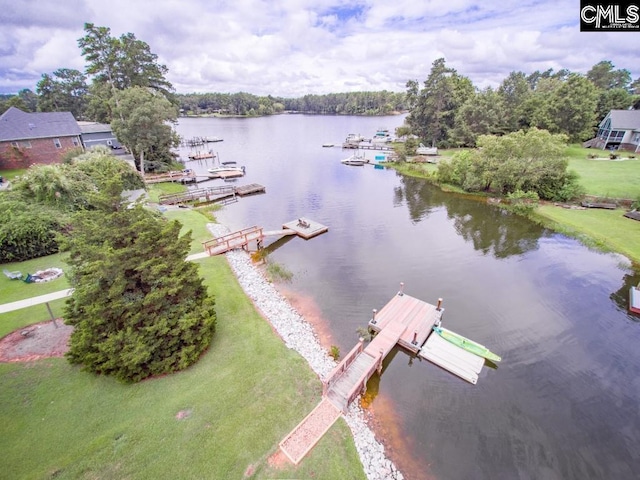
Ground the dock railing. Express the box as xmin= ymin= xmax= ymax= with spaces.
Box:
xmin=159 ymin=186 xmax=235 ymax=205
xmin=322 ymin=337 xmax=365 ymax=395
xmin=343 ymin=351 xmax=384 ymax=413
xmin=202 ymin=226 xmax=263 ymax=255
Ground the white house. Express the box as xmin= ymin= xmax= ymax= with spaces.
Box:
xmin=591 ymin=110 xmax=640 ymax=152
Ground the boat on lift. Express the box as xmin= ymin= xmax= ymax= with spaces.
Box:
xmin=341 ymin=153 xmax=368 ymax=166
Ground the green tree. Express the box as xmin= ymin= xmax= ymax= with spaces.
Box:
xmin=405 ymin=58 xmax=474 ymax=147
xmin=18 ymin=89 xmax=38 ymax=112
xmin=110 ymin=86 xmax=180 ymax=172
xmin=440 ymin=129 xmax=574 ymax=199
xmin=78 ymin=23 xmax=174 ymax=122
xmin=36 ymin=68 xmax=88 ymax=119
xmin=586 ymin=60 xmax=631 ymax=90
xmin=498 ymin=71 xmax=531 ymax=131
xmin=451 ymin=88 xmax=506 ymax=146
xmin=546 ymin=74 xmax=598 ymax=141
xmin=595 ymin=88 xmax=636 ymax=121
xmin=62 ymin=189 xmax=216 ymax=383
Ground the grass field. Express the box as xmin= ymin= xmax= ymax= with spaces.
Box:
xmin=565 ymin=145 xmax=640 ymax=200
xmin=0 ymin=209 xmax=366 ymax=480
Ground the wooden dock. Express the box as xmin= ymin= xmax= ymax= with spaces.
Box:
xmin=202 ymin=218 xmax=328 ymax=256
xmin=277 ymin=283 xmax=499 ymax=465
xmin=157 ymin=184 xmax=265 ymax=205
xmin=144 ymin=170 xmax=197 ymax=184
xmin=282 ymin=218 xmax=329 ymax=239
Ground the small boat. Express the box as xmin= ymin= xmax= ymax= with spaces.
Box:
xmin=341 ymin=154 xmax=367 ymax=166
xmin=342 ymin=133 xmax=365 ymax=148
xmin=207 ymin=159 xmax=245 ymax=177
xmin=630 ymin=284 xmax=640 ymax=314
xmin=371 ymin=127 xmax=392 ymax=144
xmin=322 ymin=143 xmax=334 ymax=147
xmin=203 ymin=136 xmax=223 ymax=143
xmin=416 ymin=143 xmax=438 ymax=156
xmin=432 ymin=326 xmax=502 ymax=362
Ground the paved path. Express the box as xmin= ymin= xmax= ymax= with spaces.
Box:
xmin=0 ymin=253 xmax=209 ymax=315
xmin=0 ymin=289 xmax=74 ymax=314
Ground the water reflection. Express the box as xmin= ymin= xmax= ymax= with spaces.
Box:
xmin=175 ymin=115 xmax=640 ymax=480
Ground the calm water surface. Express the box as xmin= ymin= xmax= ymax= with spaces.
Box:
xmin=176 ymin=115 xmax=640 ymax=480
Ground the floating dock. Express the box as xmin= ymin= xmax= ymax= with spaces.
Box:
xmin=282 ymin=218 xmax=329 ymax=239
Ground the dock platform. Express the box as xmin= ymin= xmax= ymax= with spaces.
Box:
xmin=368 ymin=287 xmax=444 ymax=354
xmin=282 ymin=218 xmax=329 ymax=239
xmin=419 ymin=331 xmax=485 ymax=384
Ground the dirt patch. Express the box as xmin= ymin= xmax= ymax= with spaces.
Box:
xmin=0 ymin=320 xmax=72 ymax=362
xmin=267 ymin=449 xmax=291 ymax=469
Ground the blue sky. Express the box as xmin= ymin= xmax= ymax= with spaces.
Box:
xmin=1 ymin=0 xmax=638 ymax=96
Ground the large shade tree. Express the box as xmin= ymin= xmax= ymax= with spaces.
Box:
xmin=110 ymin=86 xmax=180 ymax=172
xmin=405 ymin=58 xmax=474 ymax=148
xmin=62 ymin=182 xmax=216 ymax=383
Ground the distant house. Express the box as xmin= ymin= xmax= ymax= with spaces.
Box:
xmin=77 ymin=121 xmax=123 ymax=151
xmin=0 ymin=107 xmax=83 ymax=169
xmin=590 ymin=110 xmax=640 ymax=152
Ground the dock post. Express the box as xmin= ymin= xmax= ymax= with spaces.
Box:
xmin=371 ymin=309 xmax=377 ymax=324
xmin=437 ymin=298 xmax=443 ymax=311
xmin=377 ymin=349 xmax=384 ymax=375
xmin=398 ymin=282 xmax=405 ymax=296
xmin=412 ymin=331 xmax=417 ymax=345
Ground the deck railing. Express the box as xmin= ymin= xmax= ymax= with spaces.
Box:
xmin=322 ymin=337 xmax=365 ymax=395
xmin=202 ymin=226 xmax=263 ymax=255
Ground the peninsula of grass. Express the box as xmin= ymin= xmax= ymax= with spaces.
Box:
xmin=0 ymin=209 xmax=366 ymax=479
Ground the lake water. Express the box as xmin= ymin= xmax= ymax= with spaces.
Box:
xmin=175 ymin=115 xmax=640 ymax=480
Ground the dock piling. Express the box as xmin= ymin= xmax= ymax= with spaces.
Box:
xmin=398 ymin=282 xmax=405 ymax=296
xmin=437 ymin=298 xmax=443 ymax=311
xmin=371 ymin=308 xmax=377 ymax=324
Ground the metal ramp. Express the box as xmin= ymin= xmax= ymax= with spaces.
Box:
xmin=418 ymin=331 xmax=485 ymax=384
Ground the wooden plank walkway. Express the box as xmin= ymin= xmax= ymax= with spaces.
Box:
xmin=202 ymin=226 xmax=263 ymax=256
xmin=159 ymin=186 xmax=235 ymax=205
xmin=279 ymin=398 xmax=341 ymax=465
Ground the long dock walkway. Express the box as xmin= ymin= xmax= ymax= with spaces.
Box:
xmin=202 ymin=218 xmax=328 ymax=256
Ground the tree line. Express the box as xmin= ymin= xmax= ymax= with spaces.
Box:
xmin=1 ymin=21 xmax=638 ymax=173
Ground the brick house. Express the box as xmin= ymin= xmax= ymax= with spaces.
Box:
xmin=0 ymin=107 xmax=83 ymax=170
xmin=590 ymin=109 xmax=640 ymax=152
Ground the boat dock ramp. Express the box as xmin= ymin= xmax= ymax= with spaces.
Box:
xmin=279 ymin=283 xmax=499 ymax=464
xmin=158 ymin=183 xmax=265 ymax=206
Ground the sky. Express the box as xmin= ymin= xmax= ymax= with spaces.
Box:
xmin=1 ymin=0 xmax=639 ymax=97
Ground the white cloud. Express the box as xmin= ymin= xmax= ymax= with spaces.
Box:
xmin=0 ymin=0 xmax=638 ymax=96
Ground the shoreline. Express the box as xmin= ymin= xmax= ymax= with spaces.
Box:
xmin=208 ymin=223 xmax=404 ymax=480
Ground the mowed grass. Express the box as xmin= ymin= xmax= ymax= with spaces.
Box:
xmin=565 ymin=145 xmax=640 ymax=200
xmin=0 ymin=209 xmax=365 ymax=480
xmin=536 ymin=205 xmax=640 ymax=265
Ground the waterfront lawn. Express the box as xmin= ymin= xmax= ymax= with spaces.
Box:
xmin=145 ymin=182 xmax=186 ymax=203
xmin=565 ymin=145 xmax=640 ymax=200
xmin=536 ymin=205 xmax=640 ymax=264
xmin=0 ymin=210 xmax=366 ymax=479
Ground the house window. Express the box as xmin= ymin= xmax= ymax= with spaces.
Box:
xmin=21 ymin=141 xmax=32 ymax=149
xmin=53 ymin=138 xmax=62 ymax=149
xmin=72 ymin=137 xmax=80 ymax=147
xmin=11 ymin=142 xmax=19 ymax=148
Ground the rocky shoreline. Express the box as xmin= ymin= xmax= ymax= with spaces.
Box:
xmin=208 ymin=223 xmax=403 ymax=480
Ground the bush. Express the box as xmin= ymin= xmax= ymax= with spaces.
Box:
xmin=0 ymin=199 xmax=65 ymax=262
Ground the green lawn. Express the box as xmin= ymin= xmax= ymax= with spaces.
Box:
xmin=0 ymin=209 xmax=366 ymax=480
xmin=565 ymin=145 xmax=640 ymax=200
xmin=535 ymin=205 xmax=640 ymax=265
